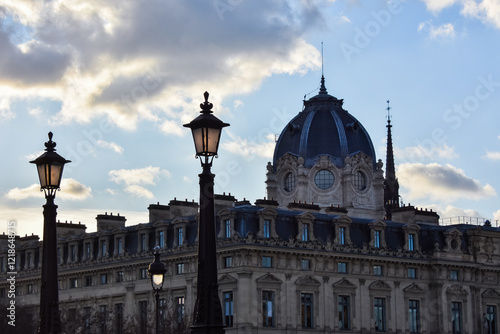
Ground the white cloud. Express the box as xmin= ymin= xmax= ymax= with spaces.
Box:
xmin=97 ymin=140 xmax=124 ymax=154
xmin=233 ymin=100 xmax=244 ymax=108
xmin=493 ymin=209 xmax=500 ymax=222
xmin=462 ymin=0 xmax=500 ymax=29
xmin=398 ymin=162 xmax=497 ymax=202
xmin=124 ymin=185 xmax=154 ymax=199
xmin=5 ymin=178 xmax=91 ymax=201
xmin=0 ymin=1 xmax=322 ymax=131
xmin=222 ymin=133 xmax=276 ymax=160
xmin=28 ymin=106 xmax=43 ymax=117
xmin=485 ymin=151 xmax=500 ymax=160
xmin=421 ymin=0 xmax=459 ymax=13
xmin=394 ymin=143 xmax=458 ymax=162
xmin=109 ymin=166 xmax=168 ymax=186
xmin=418 ymin=21 xmax=456 ymax=40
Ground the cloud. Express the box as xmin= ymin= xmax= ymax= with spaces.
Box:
xmin=0 ymin=1 xmax=322 ymax=131
xmin=461 ymin=0 xmax=500 ymax=29
xmin=233 ymin=100 xmax=244 ymax=108
xmin=398 ymin=162 xmax=497 ymax=202
xmin=109 ymin=166 xmax=168 ymax=186
xmin=5 ymin=178 xmax=91 ymax=201
xmin=395 ymin=143 xmax=458 ymax=163
xmin=421 ymin=0 xmax=459 ymax=13
xmin=97 ymin=140 xmax=124 ymax=154
xmin=124 ymin=185 xmax=154 ymax=199
xmin=485 ymin=151 xmax=500 ymax=160
xmin=494 ymin=209 xmax=500 ymax=222
xmin=418 ymin=21 xmax=456 ymax=40
xmin=222 ymin=132 xmax=276 ymax=160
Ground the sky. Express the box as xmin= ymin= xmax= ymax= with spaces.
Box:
xmin=1 ymin=0 xmax=500 ymax=239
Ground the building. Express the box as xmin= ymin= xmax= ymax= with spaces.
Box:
xmin=1 ymin=77 xmax=499 ymax=334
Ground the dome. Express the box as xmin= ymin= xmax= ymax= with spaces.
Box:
xmin=273 ymin=76 xmax=376 ymax=170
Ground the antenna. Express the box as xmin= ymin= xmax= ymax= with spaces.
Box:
xmin=321 ymin=42 xmax=324 ymax=77
xmin=386 ymin=100 xmax=391 ymax=121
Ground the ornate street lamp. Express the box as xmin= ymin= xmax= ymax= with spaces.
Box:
xmin=30 ymin=132 xmax=70 ymax=334
xmin=184 ymin=92 xmax=228 ymax=334
xmin=148 ymin=246 xmax=167 ymax=334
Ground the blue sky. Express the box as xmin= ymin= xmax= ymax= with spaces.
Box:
xmin=1 ymin=0 xmax=500 ymax=238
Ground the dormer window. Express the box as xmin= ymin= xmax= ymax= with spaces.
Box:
xmin=374 ymin=230 xmax=381 ymax=248
xmin=140 ymin=233 xmax=147 ymax=251
xmin=224 ymin=219 xmax=231 ymax=238
xmin=334 ymin=216 xmax=352 ymax=246
xmin=263 ymin=220 xmax=270 ymax=238
xmin=354 ymin=171 xmax=367 ymax=191
xmin=117 ymin=237 xmax=123 ymax=255
xmin=302 ymin=223 xmax=309 ymax=242
xmin=408 ymin=233 xmax=415 ymax=251
xmin=158 ymin=231 xmax=165 ymax=248
xmin=101 ymin=240 xmax=107 ymax=257
xmin=257 ymin=208 xmax=278 ymax=239
xmin=177 ymin=227 xmax=184 ymax=246
xmin=403 ymin=223 xmax=420 ymax=252
xmin=339 ymin=227 xmax=345 ymax=245
xmin=314 ymin=169 xmax=335 ymax=189
xmin=284 ymin=172 xmax=296 ymax=192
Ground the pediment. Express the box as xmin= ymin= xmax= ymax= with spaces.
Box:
xmin=336 ymin=215 xmax=352 ymax=225
xmin=403 ymin=283 xmax=425 ymax=295
xmin=218 ymin=274 xmax=237 ymax=285
xmin=296 ymin=211 xmax=316 ymax=222
xmin=369 ymin=280 xmax=391 ymax=291
xmin=256 ymin=273 xmax=283 ymax=285
xmin=332 ymin=278 xmax=357 ymax=290
xmin=257 ymin=207 xmax=278 ymax=218
xmin=295 ymin=275 xmax=321 ymax=287
xmin=171 ymin=217 xmax=189 ymax=225
xmin=446 ymin=284 xmax=468 ymax=297
xmin=482 ymin=288 xmax=500 ymax=299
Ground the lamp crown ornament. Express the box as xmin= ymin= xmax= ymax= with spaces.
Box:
xmin=45 ymin=131 xmax=57 ymax=151
xmin=200 ymin=91 xmax=213 ymax=113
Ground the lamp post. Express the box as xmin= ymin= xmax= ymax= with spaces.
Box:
xmin=148 ymin=246 xmax=167 ymax=334
xmin=30 ymin=132 xmax=70 ymax=334
xmin=184 ymin=92 xmax=229 ymax=334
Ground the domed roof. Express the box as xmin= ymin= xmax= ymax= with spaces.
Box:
xmin=273 ymin=76 xmax=376 ymax=170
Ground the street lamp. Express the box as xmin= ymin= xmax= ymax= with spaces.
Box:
xmin=148 ymin=246 xmax=167 ymax=334
xmin=30 ymin=132 xmax=70 ymax=334
xmin=184 ymin=92 xmax=229 ymax=334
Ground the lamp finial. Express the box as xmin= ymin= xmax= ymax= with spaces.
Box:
xmin=45 ymin=132 xmax=57 ymax=152
xmin=200 ymin=91 xmax=213 ymax=114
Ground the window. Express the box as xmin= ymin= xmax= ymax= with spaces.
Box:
xmin=338 ymin=262 xmax=347 ymax=274
xmin=301 ymin=293 xmax=314 ymax=329
xmin=451 ymin=302 xmax=462 ymax=334
xmin=85 ymin=276 xmax=92 ymax=287
xmin=27 ymin=284 xmax=33 ymax=294
xmin=284 ymin=172 xmax=296 ymax=192
xmin=409 ymin=300 xmax=420 ymax=333
xmin=263 ymin=219 xmax=271 ymax=238
xmin=339 ymin=227 xmax=346 ymax=245
xmin=26 ymin=252 xmax=32 ymax=268
xmin=177 ymin=263 xmax=185 ymax=274
xmin=0 ymin=257 xmax=4 ymax=272
xmin=99 ymin=305 xmax=107 ymax=334
xmin=114 ymin=303 xmax=123 ymax=334
xmin=70 ymin=278 xmax=78 ymax=289
xmin=408 ymin=268 xmax=417 ymax=279
xmin=0 ymin=288 xmax=5 ymax=298
xmin=450 ymin=270 xmax=459 ymax=281
xmin=177 ymin=227 xmax=184 ymax=246
xmin=314 ymin=169 xmax=335 ymax=189
xmin=374 ymin=230 xmax=381 ymax=248
xmin=139 ymin=301 xmax=148 ymax=333
xmin=85 ymin=242 xmax=91 ymax=260
xmin=158 ymin=231 xmax=165 ymax=248
xmin=354 ymin=171 xmax=367 ymax=190
xmin=408 ymin=233 xmax=415 ymax=251
xmin=224 ymin=220 xmax=231 ymax=238
xmin=100 ymin=240 xmax=107 ymax=257
xmin=262 ymin=256 xmax=272 ymax=268
xmin=84 ymin=307 xmax=92 ymax=332
xmin=262 ymin=291 xmax=275 ymax=327
xmin=117 ymin=271 xmax=124 ymax=282
xmin=176 ymin=297 xmax=185 ymax=329
xmin=140 ymin=233 xmax=146 ymax=251
xmin=300 ymin=259 xmax=311 ymax=270
xmin=224 ymin=292 xmax=234 ymax=327
xmin=70 ymin=245 xmax=76 ymax=262
xmin=140 ymin=268 xmax=148 ymax=279
xmin=116 ymin=237 xmax=123 ymax=255
xmin=302 ymin=223 xmax=309 ymax=242
xmin=224 ymin=256 xmax=232 ymax=268
xmin=100 ymin=273 xmax=108 ymax=285
xmin=374 ymin=297 xmax=386 ymax=332
xmin=373 ymin=265 xmax=383 ymax=276
xmin=486 ymin=305 xmax=497 ymax=334
xmin=338 ymin=295 xmax=350 ymax=330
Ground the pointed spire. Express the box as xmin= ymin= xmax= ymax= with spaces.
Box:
xmin=384 ymin=100 xmax=400 ymax=220
xmin=319 ymin=75 xmax=328 ymax=95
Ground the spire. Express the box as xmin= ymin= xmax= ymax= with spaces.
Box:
xmin=318 ymin=42 xmax=328 ymax=95
xmin=384 ymin=100 xmax=400 ymax=220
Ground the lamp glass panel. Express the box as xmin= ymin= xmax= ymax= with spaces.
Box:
xmin=191 ymin=128 xmax=204 ymax=155
xmin=205 ymin=127 xmax=221 ymax=156
xmin=50 ymin=163 xmax=63 ymax=188
xmin=37 ymin=164 xmax=48 ymax=188
xmin=152 ymin=274 xmax=164 ymax=289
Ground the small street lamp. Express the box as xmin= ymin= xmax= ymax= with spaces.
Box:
xmin=184 ymin=92 xmax=229 ymax=334
xmin=30 ymin=132 xmax=70 ymax=334
xmin=148 ymin=246 xmax=167 ymax=334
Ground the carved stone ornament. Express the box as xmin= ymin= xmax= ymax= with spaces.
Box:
xmin=446 ymin=284 xmax=468 ymax=297
xmin=369 ymin=280 xmax=392 ymax=291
